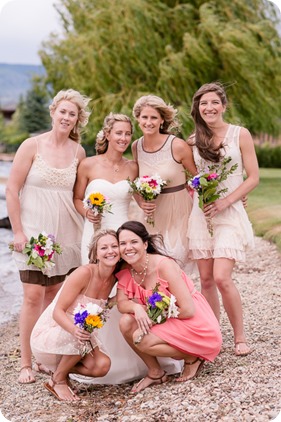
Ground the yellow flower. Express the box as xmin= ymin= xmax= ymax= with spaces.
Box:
xmin=86 ymin=315 xmax=103 ymax=329
xmin=89 ymin=193 xmax=104 ymax=206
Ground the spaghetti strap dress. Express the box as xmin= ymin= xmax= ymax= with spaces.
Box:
xmin=116 ymin=258 xmax=222 ymax=362
xmin=31 ymin=271 xmax=109 ymax=373
xmin=13 ymin=140 xmax=84 ymax=277
xmin=188 ymin=125 xmax=255 ymax=261
xmin=135 ymin=135 xmax=195 ymax=274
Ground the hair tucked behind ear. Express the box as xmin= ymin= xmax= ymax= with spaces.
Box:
xmin=190 ymin=82 xmax=228 ymax=162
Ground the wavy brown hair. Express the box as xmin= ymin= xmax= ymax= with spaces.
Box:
xmin=190 ymin=82 xmax=228 ymax=162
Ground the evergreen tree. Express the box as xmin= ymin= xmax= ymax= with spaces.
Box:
xmin=18 ymin=77 xmax=51 ymax=134
xmin=40 ymin=0 xmax=281 ymax=144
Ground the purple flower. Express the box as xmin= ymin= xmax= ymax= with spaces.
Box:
xmin=74 ymin=310 xmax=89 ymax=326
xmin=191 ymin=176 xmax=201 ymax=188
xmin=148 ymin=292 xmax=163 ymax=308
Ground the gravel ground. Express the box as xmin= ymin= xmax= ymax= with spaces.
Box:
xmin=0 ymin=236 xmax=280 ymax=422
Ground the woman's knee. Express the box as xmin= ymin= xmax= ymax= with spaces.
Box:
xmin=119 ymin=313 xmax=136 ymax=334
xmin=88 ymin=354 xmax=111 ymax=377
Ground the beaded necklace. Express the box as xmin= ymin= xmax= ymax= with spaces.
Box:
xmin=130 ymin=254 xmax=149 ymax=286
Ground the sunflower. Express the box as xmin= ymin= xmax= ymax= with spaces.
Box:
xmin=89 ymin=192 xmax=105 ymax=206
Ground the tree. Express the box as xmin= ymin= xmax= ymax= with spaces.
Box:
xmin=17 ymin=76 xmax=51 ymax=134
xmin=40 ymin=0 xmax=281 ymax=144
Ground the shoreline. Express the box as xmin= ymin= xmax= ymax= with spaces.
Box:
xmin=0 ymin=236 xmax=281 ymax=421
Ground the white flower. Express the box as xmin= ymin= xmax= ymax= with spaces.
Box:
xmin=85 ymin=303 xmax=103 ymax=315
xmin=168 ymin=295 xmax=179 ymax=318
xmin=31 ymin=250 xmax=39 ymax=259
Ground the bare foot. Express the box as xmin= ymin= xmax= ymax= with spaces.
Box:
xmin=130 ymin=371 xmax=168 ymax=394
xmin=235 ymin=342 xmax=252 ymax=356
xmin=34 ymin=362 xmax=52 ymax=375
xmin=44 ymin=376 xmax=80 ymax=401
xmin=18 ymin=366 xmax=35 ymax=384
xmin=176 ymin=358 xmax=204 ymax=382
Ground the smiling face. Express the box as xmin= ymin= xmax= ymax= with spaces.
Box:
xmin=96 ymin=234 xmax=120 ymax=267
xmin=137 ymin=106 xmax=164 ymax=136
xmin=118 ymin=229 xmax=147 ymax=266
xmin=51 ymin=100 xmax=79 ymax=134
xmin=106 ymin=121 xmax=132 ymax=153
xmin=198 ymin=92 xmax=226 ymax=127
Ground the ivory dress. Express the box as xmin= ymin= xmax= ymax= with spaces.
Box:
xmin=13 ymin=142 xmax=83 ymax=277
xmin=31 ymin=278 xmax=109 ymax=373
xmin=188 ymin=125 xmax=255 ymax=261
xmin=135 ymin=135 xmax=194 ymax=274
xmin=79 ymin=179 xmax=182 ymax=384
xmin=116 ymin=258 xmax=222 ymax=361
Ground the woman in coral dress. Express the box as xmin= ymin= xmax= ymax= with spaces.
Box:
xmin=116 ymin=221 xmax=222 ymax=394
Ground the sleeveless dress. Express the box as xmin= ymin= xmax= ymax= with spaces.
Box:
xmin=31 ymin=277 xmax=109 ymax=373
xmin=80 ymin=179 xmax=182 ymax=384
xmin=116 ymin=258 xmax=222 ymax=361
xmin=188 ymin=124 xmax=255 ymax=261
xmin=135 ymin=135 xmax=195 ymax=274
xmin=13 ymin=142 xmax=83 ymax=277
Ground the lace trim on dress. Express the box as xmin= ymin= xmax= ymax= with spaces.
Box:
xmin=33 ymin=154 xmax=78 ymax=188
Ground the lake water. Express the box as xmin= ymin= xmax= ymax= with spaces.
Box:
xmin=0 ymin=161 xmax=23 ymax=325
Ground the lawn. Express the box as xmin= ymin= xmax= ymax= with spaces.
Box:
xmin=247 ymin=168 xmax=281 ymax=252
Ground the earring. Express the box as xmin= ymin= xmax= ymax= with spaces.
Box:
xmin=160 ymin=123 xmax=163 ymax=130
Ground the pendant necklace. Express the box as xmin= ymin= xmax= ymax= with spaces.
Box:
xmin=131 ymin=254 xmax=149 ymax=286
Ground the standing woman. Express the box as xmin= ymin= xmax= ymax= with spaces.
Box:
xmin=6 ymin=89 xmax=90 ymax=383
xmin=73 ymin=113 xmax=148 ymax=384
xmin=187 ymin=82 xmax=259 ymax=356
xmin=132 ymin=95 xmax=197 ymax=274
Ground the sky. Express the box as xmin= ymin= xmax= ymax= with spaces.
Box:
xmin=0 ymin=0 xmax=280 ymax=66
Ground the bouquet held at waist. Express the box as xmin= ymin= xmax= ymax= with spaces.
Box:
xmin=134 ymin=282 xmax=179 ymax=345
xmin=83 ymin=192 xmax=113 ymax=230
xmin=73 ymin=302 xmax=110 ymax=356
xmin=187 ymin=156 xmax=238 ymax=236
xmin=9 ymin=232 xmax=62 ymax=274
xmin=128 ymin=174 xmax=167 ymax=226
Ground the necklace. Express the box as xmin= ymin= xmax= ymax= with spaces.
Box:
xmin=131 ymin=255 xmax=149 ymax=286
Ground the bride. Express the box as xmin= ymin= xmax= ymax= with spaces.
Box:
xmin=74 ymin=113 xmax=182 ymax=384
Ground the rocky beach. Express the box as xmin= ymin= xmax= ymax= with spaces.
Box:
xmin=0 ymin=234 xmax=280 ymax=421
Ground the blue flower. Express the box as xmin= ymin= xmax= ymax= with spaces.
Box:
xmin=191 ymin=176 xmax=201 ymax=189
xmin=74 ymin=310 xmax=89 ymax=325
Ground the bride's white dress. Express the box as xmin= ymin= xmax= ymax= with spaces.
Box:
xmin=79 ymin=179 xmax=182 ymax=384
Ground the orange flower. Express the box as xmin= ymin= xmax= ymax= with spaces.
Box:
xmin=85 ymin=314 xmax=103 ymax=329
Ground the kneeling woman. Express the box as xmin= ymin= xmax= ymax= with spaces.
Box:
xmin=31 ymin=230 xmax=120 ymax=401
xmin=116 ymin=221 xmax=222 ymax=394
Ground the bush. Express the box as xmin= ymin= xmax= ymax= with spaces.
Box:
xmin=255 ymin=145 xmax=281 ymax=168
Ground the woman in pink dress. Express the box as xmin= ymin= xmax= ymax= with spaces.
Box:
xmin=116 ymin=221 xmax=222 ymax=394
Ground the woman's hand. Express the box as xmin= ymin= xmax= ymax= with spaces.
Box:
xmin=73 ymin=326 xmax=91 ymax=342
xmin=134 ymin=303 xmax=152 ymax=335
xmin=137 ymin=196 xmax=156 ymax=217
xmin=12 ymin=231 xmax=28 ymax=252
xmin=204 ymin=197 xmax=231 ymax=217
xmin=85 ymin=209 xmax=102 ymax=224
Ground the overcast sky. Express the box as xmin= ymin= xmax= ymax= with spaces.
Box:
xmin=0 ymin=0 xmax=61 ymax=65
xmin=0 ymin=0 xmax=280 ymax=66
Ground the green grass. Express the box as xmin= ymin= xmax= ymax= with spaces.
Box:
xmin=247 ymin=168 xmax=281 ymax=252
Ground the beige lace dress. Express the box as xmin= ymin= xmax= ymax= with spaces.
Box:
xmin=13 ymin=142 xmax=84 ymax=277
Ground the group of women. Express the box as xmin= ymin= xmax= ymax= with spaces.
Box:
xmin=6 ymin=82 xmax=259 ymax=401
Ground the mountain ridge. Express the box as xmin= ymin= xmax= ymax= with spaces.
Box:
xmin=0 ymin=63 xmax=45 ymax=109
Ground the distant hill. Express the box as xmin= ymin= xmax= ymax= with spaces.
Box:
xmin=0 ymin=63 xmax=45 ymax=109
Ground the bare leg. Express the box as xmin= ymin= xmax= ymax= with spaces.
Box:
xmin=43 ymin=282 xmax=63 ymax=310
xmin=18 ymin=283 xmax=45 ymax=383
xmin=214 ymin=258 xmax=251 ymax=355
xmin=198 ymin=259 xmax=220 ymax=321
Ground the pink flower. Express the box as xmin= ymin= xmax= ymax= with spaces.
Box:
xmin=148 ymin=179 xmax=158 ymax=187
xmin=34 ymin=244 xmax=45 ymax=257
xmin=207 ymin=173 xmax=218 ymax=181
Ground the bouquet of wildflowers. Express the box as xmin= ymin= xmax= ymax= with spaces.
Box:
xmin=9 ymin=232 xmax=62 ymax=275
xmin=134 ymin=283 xmax=179 ymax=344
xmin=128 ymin=174 xmax=167 ymax=226
xmin=188 ymin=157 xmax=238 ymax=236
xmin=73 ymin=302 xmax=110 ymax=356
xmin=83 ymin=192 xmax=113 ymax=231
